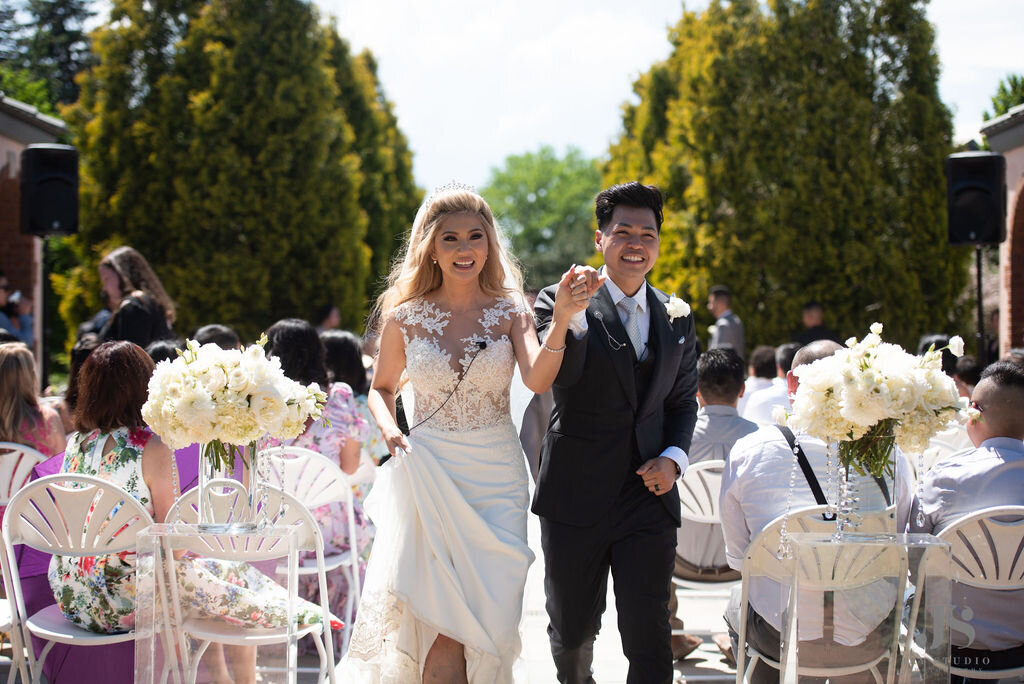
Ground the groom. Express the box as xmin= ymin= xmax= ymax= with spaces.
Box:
xmin=534 ymin=181 xmax=699 ymax=683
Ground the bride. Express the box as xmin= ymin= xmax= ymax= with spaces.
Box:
xmin=340 ymin=185 xmax=600 ymax=682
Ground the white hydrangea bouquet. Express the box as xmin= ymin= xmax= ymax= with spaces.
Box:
xmin=785 ymin=323 xmax=965 ymax=479
xmin=142 ymin=335 xmax=327 ymax=472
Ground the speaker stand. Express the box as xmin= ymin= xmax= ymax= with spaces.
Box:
xmin=975 ymin=245 xmax=987 ymax=366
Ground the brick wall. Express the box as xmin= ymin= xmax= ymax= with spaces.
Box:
xmin=1001 ymin=175 xmax=1024 ymax=355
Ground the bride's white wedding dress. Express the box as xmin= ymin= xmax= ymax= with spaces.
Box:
xmin=340 ymin=297 xmax=535 ymax=683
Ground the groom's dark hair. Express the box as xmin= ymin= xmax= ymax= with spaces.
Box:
xmin=595 ymin=182 xmax=663 ymax=232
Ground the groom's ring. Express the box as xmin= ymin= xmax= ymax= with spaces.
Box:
xmin=654 ymin=484 xmax=660 ymax=492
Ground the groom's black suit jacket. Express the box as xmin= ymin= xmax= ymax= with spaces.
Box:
xmin=532 ymin=282 xmax=699 ymax=527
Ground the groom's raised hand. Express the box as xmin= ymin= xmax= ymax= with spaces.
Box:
xmin=636 ymin=456 xmax=677 ymax=496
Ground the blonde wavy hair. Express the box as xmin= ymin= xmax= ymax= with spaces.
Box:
xmin=100 ymin=246 xmax=177 ymax=324
xmin=0 ymin=343 xmax=41 ymax=442
xmin=371 ymin=188 xmax=525 ymax=329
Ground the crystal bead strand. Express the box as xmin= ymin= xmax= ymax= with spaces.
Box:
xmin=915 ymin=448 xmax=927 ymax=528
xmin=778 ymin=437 xmax=801 ymax=559
xmin=825 ymin=440 xmax=838 ymax=519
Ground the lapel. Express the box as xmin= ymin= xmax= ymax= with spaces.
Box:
xmin=638 ymin=286 xmax=673 ymax=418
xmin=589 ymin=285 xmax=637 ymax=410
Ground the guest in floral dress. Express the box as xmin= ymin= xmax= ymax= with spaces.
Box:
xmin=322 ymin=330 xmax=388 ymax=492
xmin=47 ymin=341 xmax=336 ymax=682
xmin=0 ymin=343 xmax=66 ymax=519
xmin=267 ymin=319 xmax=372 ymax=654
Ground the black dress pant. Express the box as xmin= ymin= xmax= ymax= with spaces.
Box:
xmin=541 ymin=477 xmax=677 ymax=684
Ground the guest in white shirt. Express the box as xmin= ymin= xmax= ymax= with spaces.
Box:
xmin=911 ymin=360 xmax=1024 ymax=682
xmin=720 ymin=340 xmax=913 ymax=683
xmin=736 ymin=345 xmax=774 ymax=416
xmin=742 ymin=342 xmax=800 ymax=426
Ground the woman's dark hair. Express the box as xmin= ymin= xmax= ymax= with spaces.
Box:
xmin=145 ymin=338 xmax=184 ymax=364
xmin=322 ymin=330 xmax=369 ymax=395
xmin=74 ymin=341 xmax=154 ymax=432
xmin=594 ymin=181 xmax=663 ymax=232
xmin=64 ymin=333 xmax=101 ymax=412
xmin=193 ymin=324 xmax=240 ymax=350
xmin=264 ymin=318 xmax=329 ymax=387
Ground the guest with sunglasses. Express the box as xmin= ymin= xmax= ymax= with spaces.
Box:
xmin=911 ymin=360 xmax=1024 ymax=682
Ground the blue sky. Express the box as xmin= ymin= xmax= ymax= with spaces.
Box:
xmin=317 ymin=0 xmax=1023 ymax=193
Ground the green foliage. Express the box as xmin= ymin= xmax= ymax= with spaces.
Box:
xmin=0 ymin=64 xmax=55 ymax=113
xmin=480 ymin=145 xmax=602 ymax=289
xmin=984 ymin=73 xmax=1024 ymax=121
xmin=324 ymin=30 xmax=421 ymax=304
xmin=604 ymin=0 xmax=968 ymax=352
xmin=18 ymin=0 xmax=94 ymax=104
xmin=56 ymin=0 xmax=418 ymax=347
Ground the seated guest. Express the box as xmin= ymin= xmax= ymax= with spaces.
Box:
xmin=669 ymin=349 xmax=757 ymax=661
xmin=193 ymin=323 xmax=241 ymax=350
xmin=0 ymin=343 xmax=65 ymax=461
xmin=321 ymin=329 xmax=387 ymax=481
xmin=145 ymin=337 xmax=184 ymax=364
xmin=736 ymin=345 xmax=775 ymax=416
xmin=911 ymin=361 xmax=1024 ymax=682
xmin=50 ymin=341 xmax=334 ymax=682
xmin=53 ymin=333 xmax=102 ymax=434
xmin=266 ymin=319 xmax=371 ymax=656
xmin=742 ymin=342 xmax=800 ymax=426
xmin=953 ymin=355 xmax=982 ymax=399
xmin=721 ymin=340 xmax=913 ymax=682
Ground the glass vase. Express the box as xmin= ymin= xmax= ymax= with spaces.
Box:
xmin=197 ymin=439 xmax=263 ymax=531
xmin=835 ymin=425 xmax=898 ymax=538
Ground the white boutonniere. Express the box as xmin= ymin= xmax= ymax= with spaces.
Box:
xmin=665 ymin=295 xmax=690 ymax=323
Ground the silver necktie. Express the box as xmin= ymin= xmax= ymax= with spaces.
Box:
xmin=618 ymin=298 xmax=644 ymax=359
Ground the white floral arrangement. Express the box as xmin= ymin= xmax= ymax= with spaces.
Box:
xmin=142 ymin=335 xmax=327 ymax=469
xmin=665 ymin=295 xmax=690 ymax=323
xmin=784 ymin=323 xmax=966 ymax=478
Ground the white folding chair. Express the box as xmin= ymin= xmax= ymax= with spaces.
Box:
xmin=260 ymin=445 xmax=361 ymax=652
xmin=165 ymin=483 xmax=336 ymax=684
xmin=905 ymin=505 xmax=1024 ymax=681
xmin=673 ymin=459 xmax=739 ymax=598
xmin=0 ymin=443 xmax=49 ymax=511
xmin=736 ymin=505 xmax=899 ymax=683
xmin=0 ymin=473 xmax=154 ymax=684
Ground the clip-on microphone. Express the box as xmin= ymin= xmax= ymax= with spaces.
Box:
xmin=377 ymin=340 xmax=488 ymax=466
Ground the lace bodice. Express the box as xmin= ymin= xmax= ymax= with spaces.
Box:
xmin=394 ymin=297 xmax=526 ymax=432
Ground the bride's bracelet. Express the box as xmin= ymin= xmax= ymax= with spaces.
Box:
xmin=541 ymin=340 xmax=566 ymax=353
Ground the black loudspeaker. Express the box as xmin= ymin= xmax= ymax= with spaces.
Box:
xmin=20 ymin=144 xmax=79 ymax=236
xmin=946 ymin=151 xmax=1006 ymax=245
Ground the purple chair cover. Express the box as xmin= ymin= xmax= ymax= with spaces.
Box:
xmin=13 ymin=443 xmax=203 ymax=682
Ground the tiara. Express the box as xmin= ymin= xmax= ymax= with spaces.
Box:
xmin=424 ymin=180 xmax=477 ymax=210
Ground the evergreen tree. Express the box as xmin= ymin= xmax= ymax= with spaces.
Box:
xmin=20 ymin=0 xmax=93 ymax=104
xmin=984 ymin=73 xmax=1024 ymax=120
xmin=56 ymin=0 xmax=419 ymax=346
xmin=325 ymin=27 xmax=421 ymax=306
xmin=0 ymin=0 xmax=19 ymax=63
xmin=604 ymin=0 xmax=967 ymax=351
xmin=0 ymin=64 xmax=55 ymax=113
xmin=481 ymin=145 xmax=601 ymax=289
